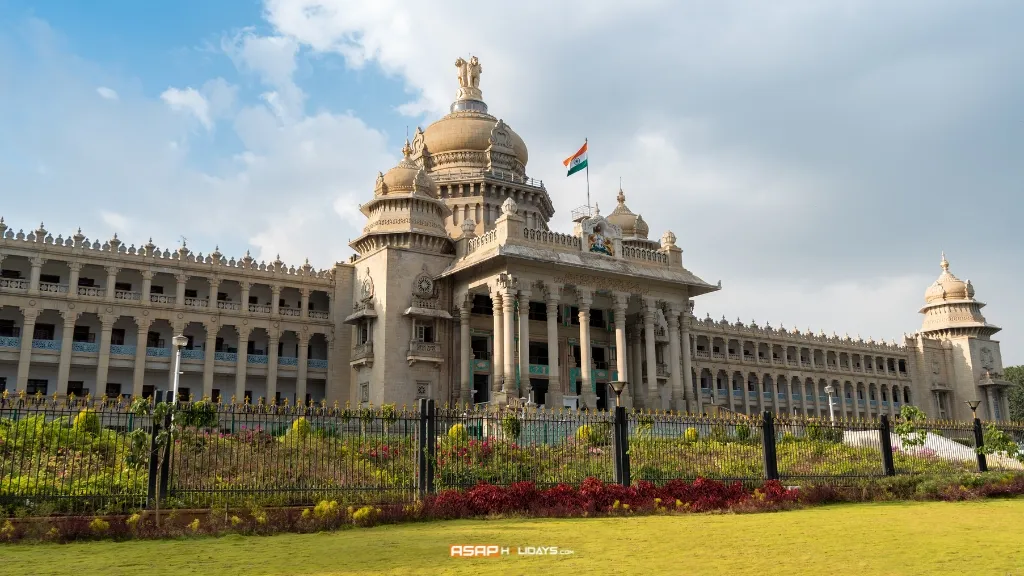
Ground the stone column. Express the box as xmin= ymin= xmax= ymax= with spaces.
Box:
xmin=518 ymin=288 xmax=531 ymax=401
xmin=986 ymin=387 xmax=998 ymax=421
xmin=15 ymin=309 xmax=38 ymax=392
xmin=839 ymin=385 xmax=848 ymax=419
xmin=28 ymin=257 xmax=44 ymax=295
xmin=667 ymin=304 xmax=684 ymax=412
xmin=612 ymin=292 xmax=629 ymax=393
xmin=297 ymin=331 xmax=310 ymax=404
xmin=576 ymin=288 xmax=595 ymax=408
xmin=814 ymin=381 xmax=823 ymax=417
xmin=241 ymin=282 xmax=252 ymax=313
xmin=57 ymin=312 xmax=77 ymax=395
xmin=501 ymin=287 xmax=517 ymax=397
xmin=235 ymin=327 xmax=249 ymax=401
xmin=105 ymin=266 xmax=119 ymax=301
xmin=300 ymin=288 xmax=310 ymax=319
xmin=680 ymin=305 xmax=694 ymax=412
xmin=271 ymin=285 xmax=281 ymax=316
xmin=209 ymin=278 xmax=221 ymax=309
xmin=67 ymin=262 xmax=82 ymax=300
xmin=491 ymin=292 xmax=503 ymax=394
xmin=95 ymin=315 xmax=115 ymax=395
xmin=175 ymin=273 xmax=188 ymax=307
xmin=459 ymin=297 xmax=473 ymax=405
xmin=141 ymin=271 xmax=153 ymax=305
xmin=772 ymin=377 xmax=781 ymax=415
xmin=544 ymin=283 xmax=562 ymax=408
xmin=267 ymin=330 xmax=280 ymax=403
xmin=131 ymin=320 xmax=150 ymax=398
xmin=630 ymin=324 xmax=645 ymax=408
xmin=642 ymin=299 xmax=658 ymax=409
xmin=726 ymin=372 xmax=735 ymax=411
xmin=202 ymin=325 xmax=217 ymax=399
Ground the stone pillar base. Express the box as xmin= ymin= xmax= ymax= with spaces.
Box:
xmin=492 ymin=390 xmax=515 ymax=406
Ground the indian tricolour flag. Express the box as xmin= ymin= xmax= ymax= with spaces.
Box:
xmin=563 ymin=141 xmax=588 ymax=176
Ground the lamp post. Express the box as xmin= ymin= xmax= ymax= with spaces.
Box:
xmin=171 ymin=334 xmax=188 ymax=403
xmin=609 ymin=381 xmax=626 ymax=408
xmin=966 ymin=400 xmax=981 ymax=420
xmin=824 ymin=384 xmax=836 ymax=423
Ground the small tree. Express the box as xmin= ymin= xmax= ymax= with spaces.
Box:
xmin=977 ymin=423 xmax=1024 ymax=464
xmin=894 ymin=405 xmax=928 ymax=449
xmin=129 ymin=397 xmax=174 ymax=528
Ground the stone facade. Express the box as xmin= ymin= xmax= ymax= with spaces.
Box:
xmin=0 ymin=56 xmax=1013 ymax=420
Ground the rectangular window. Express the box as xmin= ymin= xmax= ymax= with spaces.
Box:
xmin=0 ymin=377 xmax=5 ymax=392
xmin=111 ymin=329 xmax=125 ymax=346
xmin=73 ymin=325 xmax=91 ymax=342
xmin=33 ymin=324 xmax=55 ymax=340
xmin=142 ymin=385 xmax=155 ymax=400
xmin=217 ymin=292 xmax=228 ymax=301
xmin=115 ymin=282 xmax=133 ymax=292
xmin=592 ymin=346 xmax=607 ymax=369
xmin=67 ymin=381 xmax=87 ymax=396
xmin=0 ymin=320 xmax=17 ymax=337
xmin=185 ymin=289 xmax=198 ymax=298
xmin=569 ymin=306 xmax=580 ymax=325
xmin=39 ymin=273 xmax=61 ymax=284
xmin=528 ymin=341 xmax=548 ymax=365
xmin=147 ymin=332 xmax=163 ymax=348
xmin=359 ymin=382 xmax=369 ymax=404
xmin=215 ymin=337 xmax=225 ymax=352
xmin=150 ymin=285 xmax=164 ymax=294
xmin=590 ymin=309 xmax=605 ymax=329
xmin=212 ymin=389 xmax=221 ymax=403
xmin=471 ymin=294 xmax=493 ymax=315
xmin=0 ymin=269 xmax=22 ymax=279
xmin=415 ymin=322 xmax=435 ymax=343
xmin=244 ymin=390 xmax=253 ymax=403
xmin=105 ymin=383 xmax=121 ymax=398
xmin=248 ymin=295 xmax=258 ymax=305
xmin=308 ymin=302 xmax=316 ymax=311
xmin=528 ymin=301 xmax=547 ymax=322
xmin=471 ymin=335 xmax=489 ymax=360
xmin=358 ymin=323 xmax=369 ymax=344
xmin=27 ymin=379 xmax=49 ymax=394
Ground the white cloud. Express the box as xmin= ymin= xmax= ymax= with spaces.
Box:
xmin=160 ymin=86 xmax=212 ymax=129
xmin=96 ymin=86 xmax=118 ymax=100
xmin=99 ymin=210 xmax=130 ymax=233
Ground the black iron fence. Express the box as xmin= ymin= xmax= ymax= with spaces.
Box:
xmin=2 ymin=394 xmax=1022 ymax=515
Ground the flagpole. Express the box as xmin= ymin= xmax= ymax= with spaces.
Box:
xmin=584 ymin=137 xmax=590 ymax=210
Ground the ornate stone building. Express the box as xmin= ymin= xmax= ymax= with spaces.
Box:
xmin=0 ymin=56 xmax=1013 ymax=421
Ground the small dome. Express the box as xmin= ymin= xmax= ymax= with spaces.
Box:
xmin=375 ymin=141 xmax=434 ymax=196
xmin=607 ymin=189 xmax=650 ymax=239
xmin=924 ymin=252 xmax=971 ymax=304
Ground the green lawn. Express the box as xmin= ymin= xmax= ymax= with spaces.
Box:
xmin=3 ymin=500 xmax=1023 ymax=576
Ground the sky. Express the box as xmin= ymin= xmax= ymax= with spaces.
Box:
xmin=0 ymin=0 xmax=1021 ymax=363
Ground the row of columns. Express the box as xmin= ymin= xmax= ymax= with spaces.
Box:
xmin=11 ymin=310 xmax=318 ymax=402
xmin=696 ymin=333 xmax=906 ymax=377
xmin=455 ymin=277 xmax=695 ymax=411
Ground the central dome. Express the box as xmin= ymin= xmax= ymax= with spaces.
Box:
xmin=606 ymin=188 xmax=650 ymax=239
xmin=414 ymin=55 xmax=528 ymax=168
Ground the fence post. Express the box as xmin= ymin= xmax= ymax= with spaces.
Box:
xmin=878 ymin=414 xmax=896 ymax=476
xmin=973 ymin=417 xmax=988 ymax=472
xmin=426 ymin=399 xmax=436 ymax=495
xmin=761 ymin=411 xmax=779 ymax=481
xmin=613 ymin=406 xmax=631 ymax=486
xmin=146 ymin=414 xmax=161 ymax=506
xmin=417 ymin=398 xmax=437 ymax=498
xmin=158 ymin=411 xmax=171 ymax=501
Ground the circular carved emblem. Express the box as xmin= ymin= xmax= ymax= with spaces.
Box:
xmin=143 ymin=310 xmax=150 ymax=316
xmin=273 ymin=321 xmax=280 ymax=328
xmin=210 ymin=317 xmax=217 ymax=323
xmin=177 ymin=313 xmax=184 ymax=319
xmin=68 ymin=303 xmax=76 ymax=310
xmin=28 ymin=300 xmax=36 ymax=307
xmin=106 ymin=306 xmax=113 ymax=313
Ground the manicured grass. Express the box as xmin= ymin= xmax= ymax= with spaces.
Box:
xmin=3 ymin=499 xmax=1023 ymax=576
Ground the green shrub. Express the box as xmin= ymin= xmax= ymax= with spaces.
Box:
xmin=684 ymin=427 xmax=699 ymax=442
xmin=88 ymin=518 xmax=109 ymax=535
xmin=448 ymin=423 xmax=469 ymax=443
xmin=177 ymin=401 xmax=219 ymax=429
xmin=501 ymin=413 xmax=521 ymax=440
xmin=735 ymin=423 xmax=751 ymax=441
xmin=807 ymin=421 xmax=843 ymax=443
xmin=73 ymin=410 xmax=101 ymax=435
xmin=575 ymin=423 xmax=611 ymax=447
xmin=289 ymin=417 xmax=312 ymax=440
xmin=351 ymin=505 xmax=380 ymax=527
xmin=710 ymin=425 xmax=728 ymax=442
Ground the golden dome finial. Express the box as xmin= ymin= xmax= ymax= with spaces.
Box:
xmin=401 ymin=139 xmax=413 ymax=159
xmin=940 ymin=251 xmax=949 ymax=272
xmin=616 ymin=184 xmax=625 ymax=206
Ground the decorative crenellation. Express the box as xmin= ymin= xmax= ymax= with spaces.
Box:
xmin=622 ymin=245 xmax=668 ymax=264
xmin=467 ymin=229 xmax=498 ymax=252
xmin=0 ymin=219 xmax=333 ymax=284
xmin=522 ymin=227 xmax=581 ymax=248
xmin=689 ymin=312 xmax=908 ymax=352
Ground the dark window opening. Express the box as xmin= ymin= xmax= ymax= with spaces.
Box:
xmin=528 ymin=301 xmax=547 ymax=322
xmin=1 ymin=269 xmax=23 ymax=279
xmin=217 ymin=292 xmax=228 ymax=301
xmin=569 ymin=306 xmax=580 ymax=325
xmin=212 ymin=389 xmax=221 ymax=403
xmin=73 ymin=326 xmax=92 ymax=343
xmin=39 ymin=274 xmax=61 ymax=284
xmin=471 ymin=294 xmax=493 ymax=315
xmin=150 ymin=285 xmax=164 ymax=294
xmin=248 ymin=296 xmax=258 ymax=305
xmin=0 ymin=320 xmax=18 ymax=338
xmin=147 ymin=332 xmax=163 ymax=348
xmin=142 ymin=385 xmax=155 ymax=400
xmin=78 ymin=277 xmax=96 ymax=287
xmin=115 ymin=282 xmax=133 ymax=292
xmin=528 ymin=341 xmax=548 ymax=365
xmin=185 ymin=289 xmax=198 ymax=298
xmin=473 ymin=374 xmax=490 ymax=404
xmin=105 ymin=383 xmax=121 ymax=398
xmin=33 ymin=324 xmax=55 ymax=340
xmin=470 ymin=335 xmax=489 ymax=360
xmin=592 ymin=347 xmax=607 ymax=369
xmin=67 ymin=381 xmax=85 ymax=396
xmin=111 ymin=329 xmax=125 ymax=346
xmin=590 ymin=309 xmax=605 ymax=329
xmin=27 ymin=380 xmax=50 ymax=395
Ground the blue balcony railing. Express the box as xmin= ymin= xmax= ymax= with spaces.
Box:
xmin=308 ymin=359 xmax=328 ymax=370
xmin=147 ymin=347 xmax=170 ymax=358
xmin=110 ymin=345 xmax=136 ymax=356
xmin=248 ymin=354 xmax=269 ymax=365
xmin=214 ymin=351 xmax=237 ymax=362
xmin=181 ymin=350 xmax=205 ymax=360
xmin=72 ymin=342 xmax=99 ymax=353
xmin=32 ymin=339 xmax=60 ymax=351
xmin=0 ymin=336 xmax=21 ymax=349
xmin=279 ymin=356 xmax=298 ymax=366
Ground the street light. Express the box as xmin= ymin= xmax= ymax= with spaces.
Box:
xmin=171 ymin=334 xmax=188 ymax=403
xmin=609 ymin=381 xmax=627 ymax=408
xmin=824 ymin=384 xmax=836 ymax=423
xmin=966 ymin=400 xmax=981 ymax=420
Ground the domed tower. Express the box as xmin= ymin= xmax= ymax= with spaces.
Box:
xmin=910 ymin=253 xmax=1010 ymax=421
xmin=605 ymin=188 xmax=659 ymax=250
xmin=408 ymin=56 xmax=554 ymax=238
xmin=346 ymin=142 xmax=456 ymax=407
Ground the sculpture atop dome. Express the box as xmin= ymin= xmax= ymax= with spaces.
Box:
xmin=455 ymin=56 xmax=483 ymax=101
